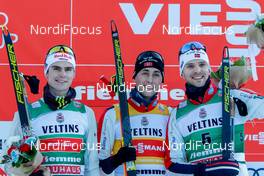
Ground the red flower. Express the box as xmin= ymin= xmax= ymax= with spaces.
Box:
xmin=7 ymin=146 xmax=17 ymax=156
xmin=19 ymin=143 xmax=31 ymax=153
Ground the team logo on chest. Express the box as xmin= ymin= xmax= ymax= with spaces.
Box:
xmin=158 ymin=104 xmax=165 ymax=112
xmin=199 ymin=108 xmax=207 ymax=118
xmin=56 ymin=113 xmax=64 ymax=123
xmin=73 ymin=101 xmax=81 ymax=108
xmin=141 ymin=116 xmax=149 ymax=126
xmin=208 ymin=86 xmax=214 ymax=95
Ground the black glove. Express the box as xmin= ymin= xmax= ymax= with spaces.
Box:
xmin=100 ymin=146 xmax=136 ymax=174
xmin=24 ymin=75 xmax=40 ymax=94
xmin=233 ymin=97 xmax=248 ymax=116
xmin=29 ymin=169 xmax=44 ymax=176
xmin=195 ymin=159 xmax=240 ymax=176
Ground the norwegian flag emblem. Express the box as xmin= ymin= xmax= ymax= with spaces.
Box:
xmin=195 ymin=53 xmax=200 ymax=58
xmin=144 ymin=62 xmax=153 ymax=67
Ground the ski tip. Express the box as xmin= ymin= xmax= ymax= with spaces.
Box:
xmin=1 ymin=25 xmax=9 ymax=36
xmin=223 ymin=46 xmax=229 ymax=58
xmin=110 ymin=20 xmax=118 ymax=33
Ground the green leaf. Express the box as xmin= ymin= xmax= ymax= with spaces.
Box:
xmin=233 ymin=56 xmax=247 ymax=66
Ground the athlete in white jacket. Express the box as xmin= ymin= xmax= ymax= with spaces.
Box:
xmin=165 ymin=41 xmax=264 ymax=176
xmin=3 ymin=45 xmax=99 ymax=176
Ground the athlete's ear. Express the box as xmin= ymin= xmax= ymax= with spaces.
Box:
xmin=73 ymin=70 xmax=76 ymax=79
xmin=181 ymin=72 xmax=186 ymax=80
xmin=44 ymin=71 xmax=48 ymax=79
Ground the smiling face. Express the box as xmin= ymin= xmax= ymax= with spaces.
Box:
xmin=182 ymin=59 xmax=211 ymax=87
xmin=45 ymin=61 xmax=75 ymax=96
xmin=134 ymin=67 xmax=163 ymax=99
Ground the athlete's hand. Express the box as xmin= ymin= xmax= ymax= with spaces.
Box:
xmin=195 ymin=159 xmax=240 ymax=176
xmin=99 ymin=146 xmax=136 ymax=174
xmin=3 ymin=136 xmax=46 ymax=176
xmin=116 ymin=146 xmax=136 ymax=163
xmin=4 ymin=150 xmax=44 ymax=176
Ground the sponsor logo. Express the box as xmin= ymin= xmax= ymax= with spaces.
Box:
xmin=208 ymin=86 xmax=214 ymax=95
xmin=245 ymin=132 xmax=264 ymax=145
xmin=48 ymin=165 xmax=81 ymax=175
xmin=192 ymin=155 xmax=223 ymax=164
xmin=45 ymin=156 xmax=82 ymax=163
xmin=141 ymin=116 xmax=149 ymax=126
xmin=73 ymin=101 xmax=82 ymax=108
xmin=190 ymin=148 xmax=222 ymax=161
xmin=74 ymin=85 xmax=185 ymax=101
xmin=187 ymin=117 xmax=222 ymax=133
xmin=42 ymin=124 xmax=79 ymax=134
xmin=239 ymin=92 xmax=264 ymax=100
xmin=132 ymin=128 xmax=163 ymax=137
xmin=119 ymin=1 xmax=262 ymax=57
xmin=134 ymin=140 xmax=165 ymax=158
xmin=0 ymin=139 xmax=2 ymax=150
xmin=178 ymin=100 xmax=187 ymax=108
xmin=199 ymin=108 xmax=207 ymax=118
xmin=259 ymin=132 xmax=264 ymax=145
xmin=7 ymin=44 xmax=24 ymax=104
xmin=56 ymin=113 xmax=64 ymax=123
xmin=143 ymin=62 xmax=153 ymax=67
xmin=136 ymin=169 xmax=166 ymax=175
xmin=158 ymin=104 xmax=165 ymax=112
xmin=54 ymin=53 xmax=72 ymax=60
xmin=194 ymin=53 xmax=200 ymax=58
xmin=137 ymin=142 xmax=164 ymax=154
xmin=31 ymin=101 xmax=41 ymax=108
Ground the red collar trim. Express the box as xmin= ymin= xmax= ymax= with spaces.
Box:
xmin=128 ymin=97 xmax=157 ymax=112
xmin=189 ymin=83 xmax=217 ymax=105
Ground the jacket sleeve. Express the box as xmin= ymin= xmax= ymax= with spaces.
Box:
xmin=231 ymin=89 xmax=264 ymax=123
xmin=165 ymin=108 xmax=199 ymax=176
xmin=84 ymin=106 xmax=100 ymax=176
xmin=98 ymin=107 xmax=116 ymax=176
xmin=8 ymin=112 xmax=23 ymax=137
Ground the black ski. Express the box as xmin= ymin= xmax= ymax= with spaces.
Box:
xmin=2 ymin=27 xmax=32 ymax=139
xmin=110 ymin=21 xmax=137 ymax=176
xmin=221 ymin=46 xmax=233 ymax=160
